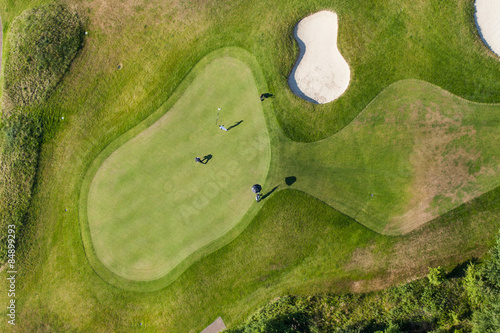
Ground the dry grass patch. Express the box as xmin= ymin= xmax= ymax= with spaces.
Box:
xmin=391 ymin=102 xmax=482 ymax=233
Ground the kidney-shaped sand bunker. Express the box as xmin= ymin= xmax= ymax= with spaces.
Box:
xmin=288 ymin=10 xmax=351 ymax=104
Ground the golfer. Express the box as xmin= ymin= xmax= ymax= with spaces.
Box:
xmin=195 ymin=157 xmax=202 ymax=163
xmin=219 ymin=125 xmax=228 ymax=131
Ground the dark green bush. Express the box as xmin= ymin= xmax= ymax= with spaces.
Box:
xmin=471 ymin=231 xmax=500 ymax=332
xmin=428 ymin=266 xmax=446 ymax=286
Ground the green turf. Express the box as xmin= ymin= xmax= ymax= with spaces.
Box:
xmin=4 ymin=0 xmax=500 ymax=332
xmin=84 ymin=56 xmax=270 ymax=282
xmin=276 ymin=80 xmax=500 ymax=235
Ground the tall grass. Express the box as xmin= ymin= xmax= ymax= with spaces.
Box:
xmin=0 ymin=112 xmax=42 ymax=262
xmin=3 ymin=4 xmax=83 ymax=111
xmin=0 ymin=4 xmax=82 ymax=262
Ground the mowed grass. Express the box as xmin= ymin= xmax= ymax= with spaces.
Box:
xmin=278 ymin=80 xmax=500 ymax=235
xmin=83 ymin=56 xmax=270 ymax=284
xmin=3 ymin=0 xmax=500 ymax=332
xmin=9 ymin=189 xmax=500 ymax=332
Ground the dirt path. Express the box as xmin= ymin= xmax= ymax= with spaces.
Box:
xmin=200 ymin=317 xmax=226 ymax=333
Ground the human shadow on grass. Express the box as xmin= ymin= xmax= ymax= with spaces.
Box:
xmin=227 ymin=120 xmax=243 ymax=131
xmin=260 ymin=186 xmax=279 ymax=201
xmin=202 ymin=154 xmax=213 ymax=164
xmin=260 ymin=93 xmax=274 ymax=101
xmin=285 ymin=176 xmax=297 ymax=186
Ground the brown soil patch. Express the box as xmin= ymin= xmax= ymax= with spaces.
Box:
xmin=345 ymin=245 xmax=379 ymax=272
xmin=388 ymin=101 xmax=484 ymax=233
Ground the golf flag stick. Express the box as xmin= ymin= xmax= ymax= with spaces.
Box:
xmin=216 ymin=108 xmax=220 ymax=125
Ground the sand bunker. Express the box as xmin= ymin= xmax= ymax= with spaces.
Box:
xmin=288 ymin=10 xmax=351 ymax=104
xmin=475 ymin=0 xmax=500 ymax=57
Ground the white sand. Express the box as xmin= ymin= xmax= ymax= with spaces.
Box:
xmin=475 ymin=0 xmax=500 ymax=57
xmin=288 ymin=10 xmax=351 ymax=104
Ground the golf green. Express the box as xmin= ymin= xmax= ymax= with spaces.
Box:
xmin=85 ymin=56 xmax=270 ymax=281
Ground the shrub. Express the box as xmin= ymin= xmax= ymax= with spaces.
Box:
xmin=428 ymin=266 xmax=446 ymax=286
xmin=464 ymin=263 xmax=484 ymax=308
xmin=471 ymin=231 xmax=500 ymax=332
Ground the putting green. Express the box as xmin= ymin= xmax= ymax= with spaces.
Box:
xmin=85 ymin=56 xmax=270 ymax=281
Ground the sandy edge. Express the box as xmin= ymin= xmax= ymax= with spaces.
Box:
xmin=475 ymin=0 xmax=500 ymax=57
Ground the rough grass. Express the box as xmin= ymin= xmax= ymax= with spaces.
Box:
xmin=0 ymin=112 xmax=42 ymax=261
xmin=3 ymin=3 xmax=83 ymax=110
xmin=0 ymin=3 xmax=82 ymax=263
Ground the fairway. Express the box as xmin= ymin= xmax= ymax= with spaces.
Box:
xmin=85 ymin=57 xmax=270 ymax=281
xmin=280 ymin=80 xmax=500 ymax=235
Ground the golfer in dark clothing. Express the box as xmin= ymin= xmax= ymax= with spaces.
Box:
xmin=195 ymin=157 xmax=202 ymax=163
